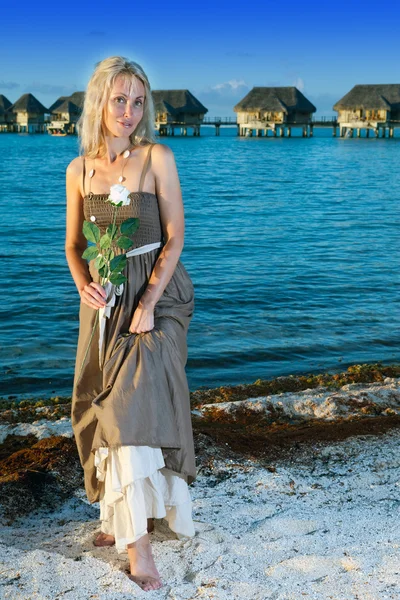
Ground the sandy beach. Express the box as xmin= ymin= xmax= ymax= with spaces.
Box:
xmin=1 ymin=371 xmax=400 ymax=599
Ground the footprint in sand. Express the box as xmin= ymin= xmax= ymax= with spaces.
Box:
xmin=266 ymin=554 xmax=358 ymax=581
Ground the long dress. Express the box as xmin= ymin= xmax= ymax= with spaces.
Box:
xmin=71 ymin=143 xmax=197 ymax=551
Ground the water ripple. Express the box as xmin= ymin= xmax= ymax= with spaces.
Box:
xmin=1 ymin=131 xmax=399 ymax=398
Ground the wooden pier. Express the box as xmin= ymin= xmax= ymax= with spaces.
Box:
xmin=199 ymin=115 xmax=339 ymax=136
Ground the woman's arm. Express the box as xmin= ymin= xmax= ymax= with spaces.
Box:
xmin=65 ymin=157 xmax=106 ymax=309
xmin=139 ymin=143 xmax=185 ymax=310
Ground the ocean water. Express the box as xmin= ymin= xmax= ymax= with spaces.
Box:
xmin=0 ymin=128 xmax=399 ymax=399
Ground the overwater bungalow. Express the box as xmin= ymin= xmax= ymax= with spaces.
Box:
xmin=0 ymin=94 xmax=12 ymax=132
xmin=234 ymin=86 xmax=317 ymax=137
xmin=48 ymin=92 xmax=84 ymax=134
xmin=48 ymin=100 xmax=81 ymax=134
xmin=333 ymin=84 xmax=400 ymax=137
xmin=152 ymin=90 xmax=208 ymax=136
xmin=7 ymin=93 xmax=48 ymax=133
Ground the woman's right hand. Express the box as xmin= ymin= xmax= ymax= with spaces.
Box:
xmin=80 ymin=282 xmax=107 ymax=309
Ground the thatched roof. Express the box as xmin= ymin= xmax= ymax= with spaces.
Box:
xmin=68 ymin=91 xmax=85 ymax=108
xmin=153 ymin=99 xmax=178 ymax=116
xmin=0 ymin=94 xmax=12 ymax=115
xmin=333 ymin=84 xmax=400 ymax=111
xmin=49 ymin=91 xmax=85 ymax=113
xmin=234 ymin=87 xmax=316 ymax=113
xmin=260 ymin=95 xmax=288 ymax=113
xmin=51 ymin=99 xmax=81 ymax=115
xmin=48 ymin=96 xmax=68 ymax=112
xmin=9 ymin=93 xmax=48 ymax=113
xmin=152 ymin=90 xmax=208 ymax=115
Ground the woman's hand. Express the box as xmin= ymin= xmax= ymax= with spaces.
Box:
xmin=129 ymin=300 xmax=155 ymax=334
xmin=80 ymin=282 xmax=107 ymax=310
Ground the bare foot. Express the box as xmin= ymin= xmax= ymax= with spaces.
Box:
xmin=94 ymin=519 xmax=154 ymax=546
xmin=93 ymin=532 xmax=115 ymax=547
xmin=126 ymin=533 xmax=163 ymax=591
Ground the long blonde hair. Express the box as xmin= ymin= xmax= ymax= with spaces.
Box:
xmin=77 ymin=56 xmax=157 ymax=158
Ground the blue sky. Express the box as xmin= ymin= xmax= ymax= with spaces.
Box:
xmin=1 ymin=0 xmax=399 ymax=117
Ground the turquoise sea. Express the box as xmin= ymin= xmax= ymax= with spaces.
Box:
xmin=0 ymin=128 xmax=399 ymax=399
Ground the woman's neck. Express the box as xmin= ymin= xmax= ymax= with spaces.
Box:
xmin=101 ymin=135 xmax=132 ymax=165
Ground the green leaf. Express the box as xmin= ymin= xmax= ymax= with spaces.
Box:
xmin=110 ymin=254 xmax=127 ymax=272
xmin=94 ymin=255 xmax=106 ymax=270
xmin=117 ymin=236 xmax=135 ymax=250
xmin=106 ymin=223 xmax=118 ymax=240
xmin=82 ymin=221 xmax=100 ymax=244
xmin=109 ymin=250 xmax=115 ymax=262
xmin=98 ymin=265 xmax=108 ymax=278
xmin=109 ymin=273 xmax=128 ymax=286
xmin=82 ymin=246 xmax=99 ymax=261
xmin=100 ymin=233 xmax=111 ymax=250
xmin=120 ymin=217 xmax=140 ymax=236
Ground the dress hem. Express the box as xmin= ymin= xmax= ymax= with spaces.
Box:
xmin=95 ymin=445 xmax=196 ymax=552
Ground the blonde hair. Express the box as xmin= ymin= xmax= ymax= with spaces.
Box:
xmin=77 ymin=56 xmax=157 ymax=158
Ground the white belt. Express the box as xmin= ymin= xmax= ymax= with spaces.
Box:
xmin=98 ymin=241 xmax=162 ymax=368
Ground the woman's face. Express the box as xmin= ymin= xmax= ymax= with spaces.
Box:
xmin=103 ymin=74 xmax=145 ymax=139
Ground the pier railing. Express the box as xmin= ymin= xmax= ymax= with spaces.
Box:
xmin=202 ymin=116 xmax=339 ymax=126
xmin=311 ymin=116 xmax=337 ymax=123
xmin=203 ymin=117 xmax=237 ymax=124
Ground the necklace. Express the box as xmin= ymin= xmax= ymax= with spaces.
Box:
xmin=88 ymin=145 xmax=134 ymax=188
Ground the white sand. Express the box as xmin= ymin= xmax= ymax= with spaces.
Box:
xmin=0 ymin=416 xmax=73 ymax=444
xmin=1 ymin=379 xmax=400 ymax=599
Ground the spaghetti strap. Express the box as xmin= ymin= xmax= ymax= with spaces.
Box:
xmin=82 ymin=157 xmax=86 ymax=196
xmin=138 ymin=144 xmax=155 ymax=192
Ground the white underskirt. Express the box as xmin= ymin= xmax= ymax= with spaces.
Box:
xmin=94 ymin=445 xmax=195 ymax=553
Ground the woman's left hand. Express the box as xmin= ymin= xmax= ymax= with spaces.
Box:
xmin=129 ymin=300 xmax=155 ymax=334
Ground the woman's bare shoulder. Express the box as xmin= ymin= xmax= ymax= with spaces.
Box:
xmin=150 ymin=142 xmax=175 ymax=167
xmin=151 ymin=142 xmax=173 ymax=156
xmin=66 ymin=155 xmax=84 ymax=177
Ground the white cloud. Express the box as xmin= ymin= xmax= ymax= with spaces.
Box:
xmin=195 ymin=80 xmax=250 ymax=118
xmin=211 ymin=79 xmax=248 ymax=93
xmin=293 ymin=77 xmax=305 ymax=91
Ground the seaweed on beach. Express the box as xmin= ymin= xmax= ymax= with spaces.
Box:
xmin=0 ymin=435 xmax=82 ymax=522
xmin=0 ymin=363 xmax=399 ymax=415
xmin=189 ymin=362 xmax=400 ymax=408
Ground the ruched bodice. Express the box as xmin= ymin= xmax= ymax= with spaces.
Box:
xmin=83 ymin=191 xmax=164 ymax=250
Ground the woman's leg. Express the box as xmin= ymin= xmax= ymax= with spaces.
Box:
xmin=126 ymin=533 xmax=163 ymax=591
xmin=94 ymin=518 xmax=154 ymax=546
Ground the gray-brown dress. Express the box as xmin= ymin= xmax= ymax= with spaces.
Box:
xmin=71 ymin=143 xmax=197 ymax=504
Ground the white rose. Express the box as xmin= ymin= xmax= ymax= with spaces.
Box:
xmin=108 ymin=184 xmax=131 ymax=206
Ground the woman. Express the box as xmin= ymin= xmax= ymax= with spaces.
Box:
xmin=65 ymin=56 xmax=197 ymax=592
